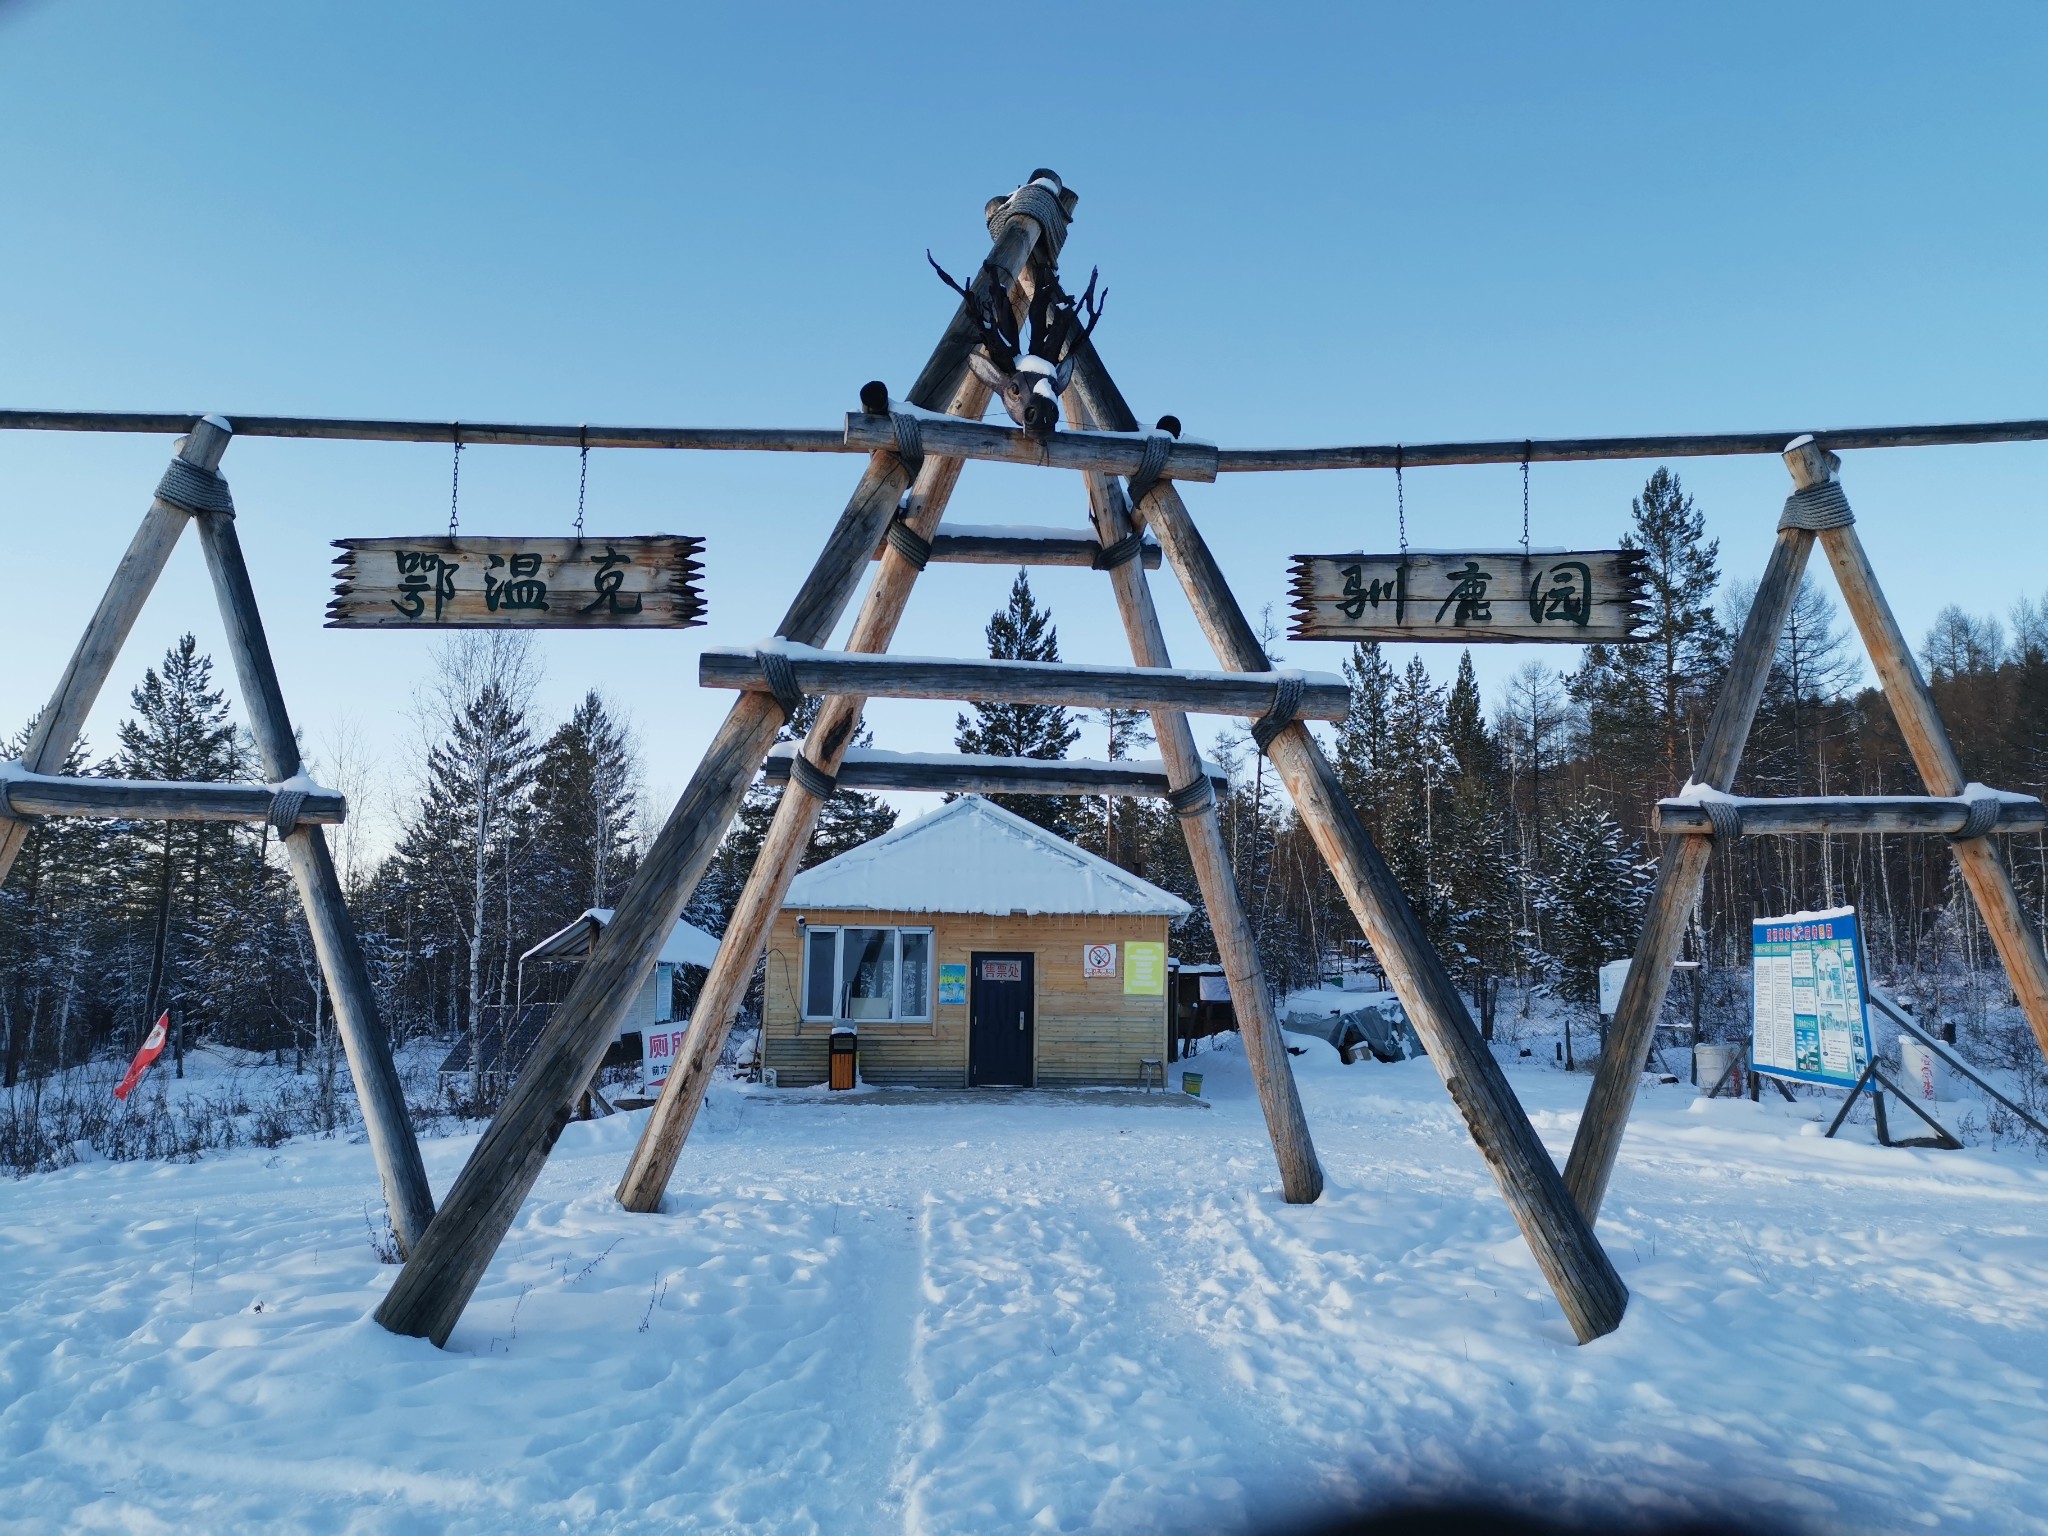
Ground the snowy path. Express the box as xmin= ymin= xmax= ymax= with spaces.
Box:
xmin=6 ymin=1046 xmax=2048 ymax=1532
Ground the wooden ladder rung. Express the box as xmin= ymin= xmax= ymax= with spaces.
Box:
xmin=1655 ymin=791 xmax=2045 ymax=837
xmin=761 ymin=744 xmax=1225 ymax=798
xmin=700 ymin=644 xmax=1350 ymax=722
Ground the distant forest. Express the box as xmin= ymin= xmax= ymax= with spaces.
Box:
xmin=3 ymin=466 xmax=2045 ymax=1101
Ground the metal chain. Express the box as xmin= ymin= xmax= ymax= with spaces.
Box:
xmin=448 ymin=430 xmax=462 ymax=538
xmin=1396 ymin=446 xmax=1406 ymax=554
xmin=575 ymin=426 xmax=588 ymax=539
xmin=1521 ymin=444 xmax=1531 ymax=556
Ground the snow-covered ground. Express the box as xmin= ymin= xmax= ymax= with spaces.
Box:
xmin=6 ymin=1037 xmax=2048 ymax=1533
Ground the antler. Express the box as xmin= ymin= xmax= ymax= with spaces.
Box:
xmin=1041 ymin=268 xmax=1106 ymax=393
xmin=927 ymin=249 xmax=1020 ymax=371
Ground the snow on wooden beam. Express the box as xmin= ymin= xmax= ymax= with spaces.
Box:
xmin=0 ymin=769 xmax=346 ymax=824
xmin=842 ymin=412 xmax=1219 ymax=483
xmin=700 ymin=644 xmax=1351 ymax=722
xmin=761 ymin=745 xmax=1226 ymax=798
xmin=873 ymin=523 xmax=1162 ymax=569
xmin=1654 ymin=792 xmax=2046 ymax=838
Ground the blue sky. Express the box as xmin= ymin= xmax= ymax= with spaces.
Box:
xmin=3 ymin=2 xmax=2044 ymax=837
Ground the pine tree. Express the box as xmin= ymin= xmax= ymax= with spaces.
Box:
xmin=0 ymin=722 xmax=100 ymax=1086
xmin=955 ymin=569 xmax=1081 ymax=834
xmin=1437 ymin=652 xmax=1515 ymax=1034
xmin=1535 ymin=798 xmax=1654 ymax=1061
xmin=1332 ymin=642 xmax=1395 ymax=817
xmin=531 ymin=691 xmax=640 ymax=919
xmin=113 ymin=635 xmax=253 ymax=1073
xmin=1569 ymin=468 xmax=1726 ymax=829
xmin=391 ymin=635 xmax=543 ymax=1097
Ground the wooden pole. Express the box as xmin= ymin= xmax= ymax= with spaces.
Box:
xmin=12 ymin=410 xmax=2048 ymax=466
xmin=0 ymin=774 xmax=347 ymax=824
xmin=617 ymin=368 xmax=1004 ymax=1210
xmin=188 ymin=452 xmax=436 ymax=1256
xmin=1067 ymin=388 xmax=1322 ymax=1202
xmin=1067 ymin=346 xmax=1627 ymax=1343
xmin=698 ymin=647 xmax=1350 ymax=720
xmin=379 ymin=457 xmax=908 ymax=1338
xmin=0 ymin=425 xmax=212 ymax=888
xmin=1805 ymin=452 xmax=2048 ymax=1061
xmin=1562 ymin=497 xmax=1818 ymax=1223
xmin=381 ymin=180 xmax=1061 ymax=1341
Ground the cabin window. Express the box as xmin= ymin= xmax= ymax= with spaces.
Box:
xmin=798 ymin=925 xmax=933 ymax=1022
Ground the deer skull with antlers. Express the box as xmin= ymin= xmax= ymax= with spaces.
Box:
xmin=928 ymin=254 xmax=1105 ymax=436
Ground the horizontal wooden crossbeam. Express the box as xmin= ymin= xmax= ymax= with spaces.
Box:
xmin=10 ymin=409 xmax=2048 ymax=469
xmin=1654 ymin=793 xmax=2045 ymax=837
xmin=0 ymin=774 xmax=346 ymax=823
xmin=701 ymin=645 xmax=1350 ymax=721
xmin=873 ymin=523 xmax=1161 ymax=569
xmin=0 ymin=770 xmax=346 ymax=825
xmin=842 ymin=413 xmax=1219 ymax=483
xmin=762 ymin=745 xmax=1225 ymax=798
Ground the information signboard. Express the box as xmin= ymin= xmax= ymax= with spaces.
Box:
xmin=1750 ymin=907 xmax=1873 ymax=1090
xmin=937 ymin=963 xmax=968 ymax=1007
xmin=1124 ymin=942 xmax=1167 ymax=996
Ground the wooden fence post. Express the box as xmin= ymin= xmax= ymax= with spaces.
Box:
xmin=0 ymin=423 xmax=215 ymax=888
xmin=1067 ymin=347 xmax=1627 ymax=1343
xmin=188 ymin=441 xmax=437 ymax=1255
xmin=1562 ymin=509 xmax=1816 ymax=1223
xmin=379 ymin=177 xmax=1066 ymax=1342
xmin=1067 ymin=391 xmax=1323 ymax=1203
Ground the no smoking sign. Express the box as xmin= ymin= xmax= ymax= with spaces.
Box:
xmin=1082 ymin=943 xmax=1118 ymax=978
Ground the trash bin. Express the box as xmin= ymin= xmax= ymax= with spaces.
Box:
xmin=1694 ymin=1043 xmax=1742 ymax=1098
xmin=1181 ymin=1070 xmax=1204 ymax=1098
xmin=829 ymin=1027 xmax=857 ymax=1091
xmin=1899 ymin=1037 xmax=1942 ymax=1104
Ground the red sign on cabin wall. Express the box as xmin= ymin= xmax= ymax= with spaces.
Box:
xmin=980 ymin=960 xmax=1022 ymax=982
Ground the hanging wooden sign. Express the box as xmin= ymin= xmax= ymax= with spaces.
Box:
xmin=1287 ymin=549 xmax=1647 ymax=644
xmin=327 ymin=536 xmax=705 ymax=629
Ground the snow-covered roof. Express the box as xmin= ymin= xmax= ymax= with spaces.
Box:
xmin=520 ymin=908 xmax=724 ymax=968
xmin=783 ymin=795 xmax=1192 ymax=918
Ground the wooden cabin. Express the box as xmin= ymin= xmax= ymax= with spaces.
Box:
xmin=761 ymin=795 xmax=1190 ymax=1089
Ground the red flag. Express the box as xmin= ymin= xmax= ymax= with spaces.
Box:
xmin=114 ymin=1012 xmax=170 ymax=1101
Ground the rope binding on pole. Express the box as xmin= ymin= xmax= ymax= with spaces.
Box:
xmin=758 ymin=647 xmax=807 ymax=722
xmin=155 ymin=457 xmax=236 ymax=517
xmin=1167 ymin=776 xmax=1217 ymax=820
xmin=1250 ymin=672 xmax=1306 ymax=755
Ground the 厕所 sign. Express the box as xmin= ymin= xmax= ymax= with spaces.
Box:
xmin=1750 ymin=907 xmax=1873 ymax=1090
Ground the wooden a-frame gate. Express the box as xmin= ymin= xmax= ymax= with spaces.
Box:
xmin=1566 ymin=434 xmax=2048 ymax=1222
xmin=372 ymin=171 xmax=1629 ymax=1348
